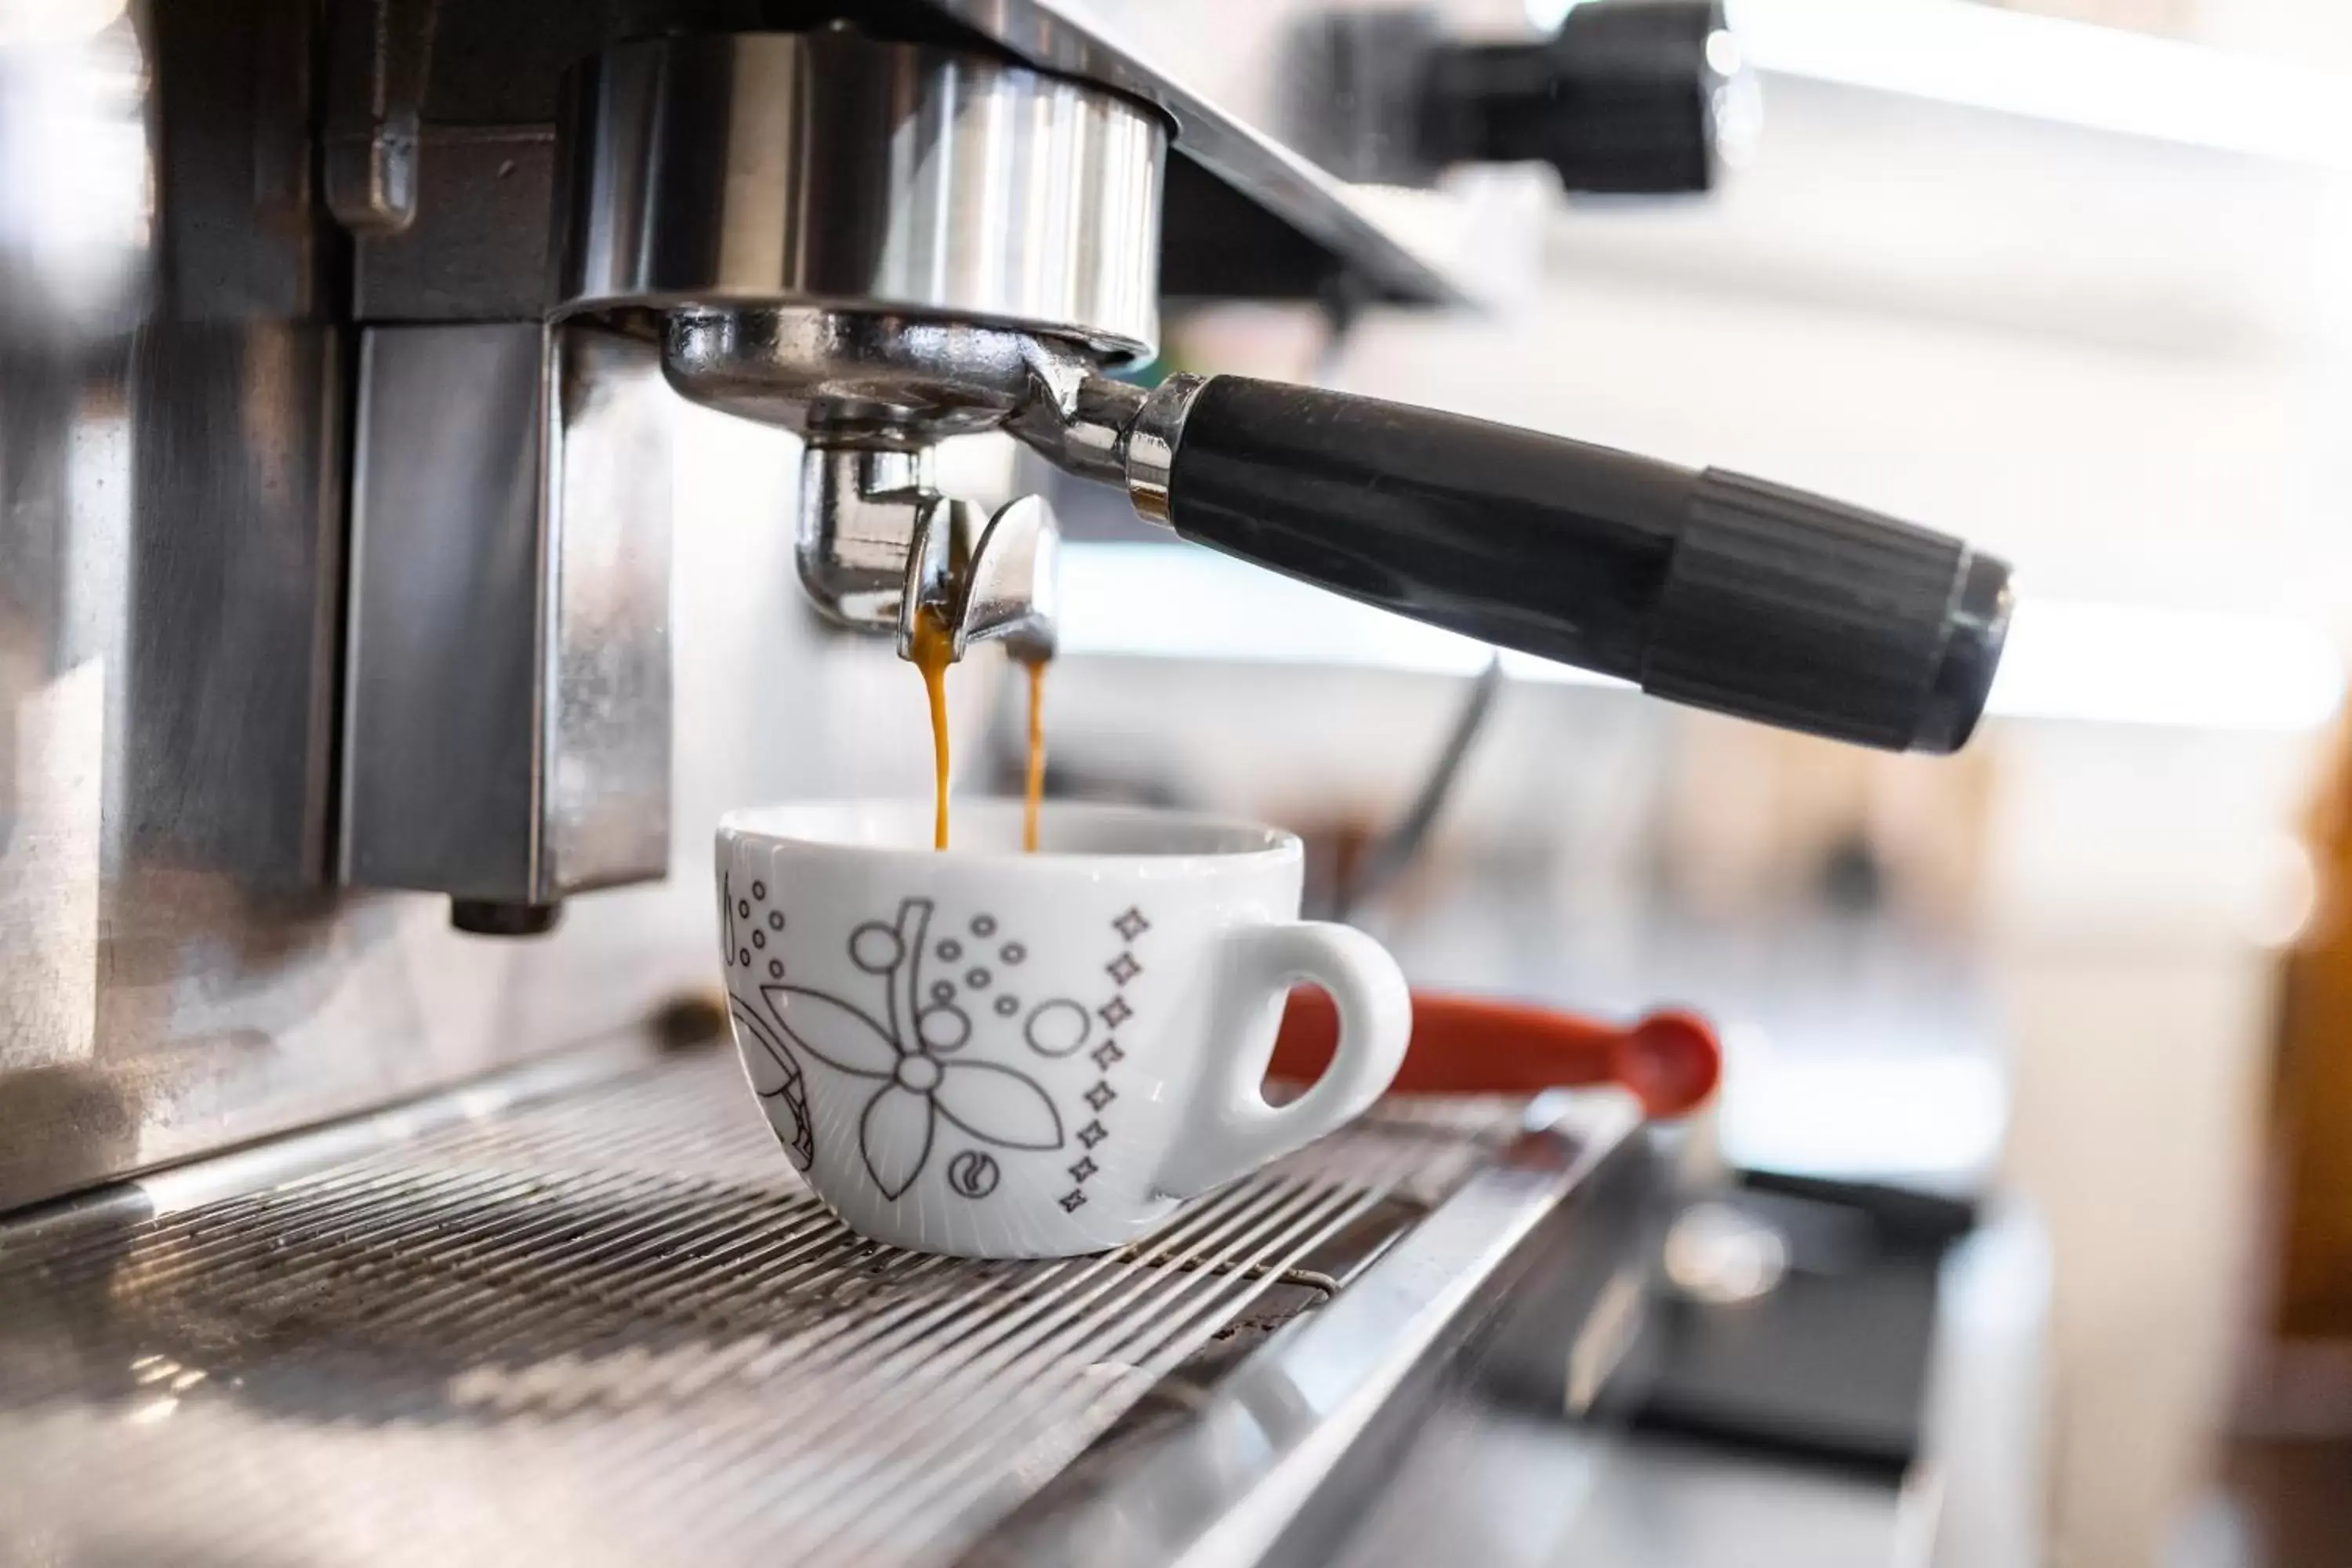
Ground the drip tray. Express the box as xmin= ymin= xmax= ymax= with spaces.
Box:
xmin=0 ymin=1040 xmax=1641 ymax=1568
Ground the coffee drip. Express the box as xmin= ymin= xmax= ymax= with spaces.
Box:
xmin=908 ymin=609 xmax=956 ymax=851
xmin=1019 ymin=655 xmax=1047 ymax=853
xmin=907 ymin=612 xmax=1049 ymax=854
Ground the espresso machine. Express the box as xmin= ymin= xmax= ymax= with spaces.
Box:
xmin=0 ymin=2 xmax=2012 ymax=1563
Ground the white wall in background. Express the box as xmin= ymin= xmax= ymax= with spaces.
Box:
xmin=2199 ymin=0 xmax=2352 ymax=58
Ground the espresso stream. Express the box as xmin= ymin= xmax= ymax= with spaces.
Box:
xmin=907 ymin=608 xmax=1047 ymax=853
xmin=908 ymin=609 xmax=956 ymax=851
xmin=1021 ymin=655 xmax=1047 ymax=851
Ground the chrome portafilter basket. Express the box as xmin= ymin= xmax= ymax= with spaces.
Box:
xmin=555 ymin=28 xmax=1166 ymax=665
xmin=557 ymin=27 xmax=2011 ymax=751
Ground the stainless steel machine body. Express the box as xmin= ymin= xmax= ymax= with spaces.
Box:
xmin=0 ymin=0 xmax=1464 ymax=1215
xmin=343 ymin=323 xmax=677 ymax=920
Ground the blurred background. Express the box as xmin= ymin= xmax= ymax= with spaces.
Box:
xmin=673 ymin=1 xmax=2352 ymax=1562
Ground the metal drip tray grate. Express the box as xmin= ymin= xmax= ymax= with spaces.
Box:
xmin=0 ymin=1047 xmax=1537 ymax=1568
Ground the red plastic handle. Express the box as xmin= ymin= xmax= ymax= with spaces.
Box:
xmin=1269 ymin=988 xmax=1721 ymax=1120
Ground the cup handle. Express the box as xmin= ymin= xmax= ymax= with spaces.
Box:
xmin=1152 ymin=921 xmax=1411 ymax=1200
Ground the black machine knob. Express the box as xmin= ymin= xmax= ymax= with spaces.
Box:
xmin=1421 ymin=0 xmax=1748 ymax=194
xmin=1137 ymin=377 xmax=2011 ymax=754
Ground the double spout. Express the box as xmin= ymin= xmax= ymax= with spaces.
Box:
xmin=786 ymin=371 xmax=1166 ymax=671
xmin=790 ymin=371 xmax=1170 ymax=672
xmin=797 ymin=446 xmax=1057 ymax=665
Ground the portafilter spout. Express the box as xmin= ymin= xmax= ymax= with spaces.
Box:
xmin=797 ymin=442 xmax=1058 ymax=663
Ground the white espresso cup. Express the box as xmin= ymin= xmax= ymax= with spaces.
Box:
xmin=715 ymin=800 xmax=1411 ymax=1258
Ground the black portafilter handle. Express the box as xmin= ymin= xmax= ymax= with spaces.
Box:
xmin=1137 ymin=376 xmax=2012 ymax=753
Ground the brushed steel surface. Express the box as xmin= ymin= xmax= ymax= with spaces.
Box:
xmin=0 ymin=0 xmax=822 ymax=1217
xmin=557 ymin=32 xmax=1164 ymax=359
xmin=341 ymin=321 xmax=673 ymax=906
xmin=352 ymin=126 xmax=557 ymax=321
xmin=0 ymin=308 xmax=803 ymax=1214
xmin=341 ymin=323 xmax=542 ymax=900
xmin=0 ymin=1047 xmax=1547 ymax=1567
xmin=0 ymin=2 xmax=379 ymax=1208
xmin=542 ymin=326 xmax=676 ymax=895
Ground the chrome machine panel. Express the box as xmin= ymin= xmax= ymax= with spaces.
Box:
xmin=342 ymin=323 xmax=676 ymax=916
xmin=0 ymin=0 xmax=767 ymax=1212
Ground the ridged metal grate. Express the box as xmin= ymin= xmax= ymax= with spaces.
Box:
xmin=0 ymin=1049 xmax=1515 ymax=1567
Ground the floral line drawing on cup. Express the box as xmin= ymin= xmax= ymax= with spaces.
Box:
xmin=731 ymin=998 xmax=818 ymax=1171
xmin=760 ymin=896 xmax=1072 ymax=1200
xmin=724 ymin=870 xmax=817 ymax=1171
